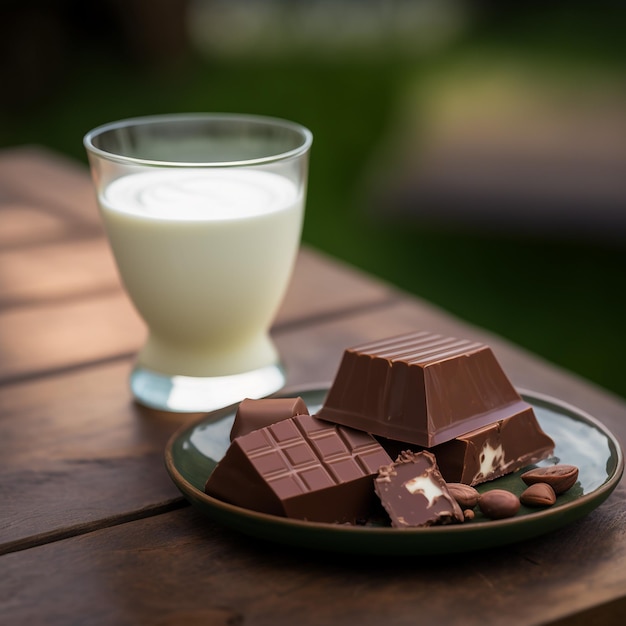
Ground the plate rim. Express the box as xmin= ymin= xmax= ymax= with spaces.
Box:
xmin=164 ymin=386 xmax=624 ymax=545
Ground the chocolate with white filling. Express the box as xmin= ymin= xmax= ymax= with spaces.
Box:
xmin=430 ymin=408 xmax=555 ymax=486
xmin=378 ymin=407 xmax=555 ymax=486
xmin=374 ymin=450 xmax=464 ymax=528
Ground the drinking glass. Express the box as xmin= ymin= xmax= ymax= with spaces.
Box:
xmin=84 ymin=113 xmax=312 ymax=412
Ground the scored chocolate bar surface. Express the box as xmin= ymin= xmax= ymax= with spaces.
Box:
xmin=316 ymin=331 xmax=535 ymax=447
xmin=205 ymin=414 xmax=392 ymax=523
xmin=375 ymin=450 xmax=464 ymax=528
xmin=230 ymin=396 xmax=309 ymax=441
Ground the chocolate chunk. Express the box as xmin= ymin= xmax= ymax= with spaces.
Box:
xmin=230 ymin=396 xmax=309 ymax=441
xmin=374 ymin=451 xmax=464 ymax=528
xmin=430 ymin=407 xmax=555 ymax=485
xmin=316 ymin=331 xmax=539 ymax=447
xmin=205 ymin=414 xmax=392 ymax=523
xmin=378 ymin=406 xmax=555 ymax=486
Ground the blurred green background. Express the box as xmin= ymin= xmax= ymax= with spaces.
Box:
xmin=2 ymin=0 xmax=625 ymax=400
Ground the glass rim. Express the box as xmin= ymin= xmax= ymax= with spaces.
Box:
xmin=83 ymin=112 xmax=313 ymax=168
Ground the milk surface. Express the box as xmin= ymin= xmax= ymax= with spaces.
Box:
xmin=99 ymin=168 xmax=303 ymax=377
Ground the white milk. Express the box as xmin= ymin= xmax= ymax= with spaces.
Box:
xmin=98 ymin=168 xmax=303 ymax=377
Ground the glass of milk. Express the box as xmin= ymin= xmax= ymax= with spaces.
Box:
xmin=84 ymin=114 xmax=312 ymax=412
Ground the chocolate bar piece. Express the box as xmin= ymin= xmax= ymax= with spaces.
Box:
xmin=230 ymin=396 xmax=309 ymax=441
xmin=430 ymin=407 xmax=555 ymax=485
xmin=374 ymin=450 xmax=464 ymax=527
xmin=316 ymin=331 xmax=535 ymax=447
xmin=205 ymin=414 xmax=392 ymax=523
xmin=379 ymin=405 xmax=554 ymax=486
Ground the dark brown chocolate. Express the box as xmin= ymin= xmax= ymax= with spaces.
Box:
xmin=230 ymin=396 xmax=309 ymax=441
xmin=205 ymin=414 xmax=392 ymax=523
xmin=430 ymin=407 xmax=555 ymax=485
xmin=374 ymin=450 xmax=464 ymax=528
xmin=316 ymin=331 xmax=536 ymax=447
xmin=378 ymin=406 xmax=555 ymax=486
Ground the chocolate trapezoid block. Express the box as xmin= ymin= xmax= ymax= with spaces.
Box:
xmin=205 ymin=414 xmax=392 ymax=523
xmin=316 ymin=331 xmax=535 ymax=447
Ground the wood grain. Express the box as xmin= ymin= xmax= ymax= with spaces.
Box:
xmin=0 ymin=292 xmax=145 ymax=383
xmin=3 ymin=504 xmax=626 ymax=626
xmin=0 ymin=236 xmax=121 ymax=307
xmin=0 ymin=146 xmax=101 ymax=229
xmin=0 ymin=203 xmax=74 ymax=248
xmin=0 ymin=246 xmax=396 ymax=384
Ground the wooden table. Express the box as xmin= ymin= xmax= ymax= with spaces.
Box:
xmin=1 ymin=146 xmax=625 ymax=626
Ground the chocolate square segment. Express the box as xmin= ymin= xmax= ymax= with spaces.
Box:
xmin=316 ymin=331 xmax=538 ymax=447
xmin=310 ymin=432 xmax=350 ymax=458
xmin=205 ymin=414 xmax=392 ymax=523
xmin=268 ymin=419 xmax=302 ymax=443
xmin=283 ymin=442 xmax=317 ymax=466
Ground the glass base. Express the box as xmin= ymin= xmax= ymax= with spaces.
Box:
xmin=130 ymin=362 xmax=286 ymax=413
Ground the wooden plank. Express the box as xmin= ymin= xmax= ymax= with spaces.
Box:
xmin=276 ymin=246 xmax=397 ymax=324
xmin=2 ymin=504 xmax=626 ymax=626
xmin=0 ymin=146 xmax=102 ymax=230
xmin=0 ymin=229 xmax=393 ymax=313
xmin=0 ymin=359 xmax=187 ymax=552
xmin=0 ymin=246 xmax=396 ymax=383
xmin=0 ymin=236 xmax=121 ymax=307
xmin=0 ymin=203 xmax=73 ymax=248
xmin=0 ymin=292 xmax=146 ymax=383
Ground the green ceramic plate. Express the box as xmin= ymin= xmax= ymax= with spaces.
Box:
xmin=165 ymin=386 xmax=624 ymax=555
